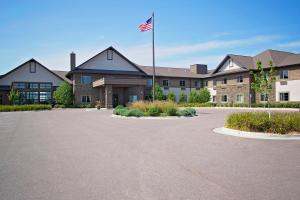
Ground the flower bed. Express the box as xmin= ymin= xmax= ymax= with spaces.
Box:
xmin=226 ymin=112 xmax=300 ymax=134
xmin=0 ymin=104 xmax=52 ymax=112
xmin=113 ymin=101 xmax=196 ymax=117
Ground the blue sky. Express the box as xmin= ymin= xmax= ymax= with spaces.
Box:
xmin=1 ymin=0 xmax=300 ymax=74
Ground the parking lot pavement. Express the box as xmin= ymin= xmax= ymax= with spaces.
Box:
xmin=0 ymin=108 xmax=300 ymax=200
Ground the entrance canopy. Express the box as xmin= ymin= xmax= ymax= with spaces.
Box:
xmin=92 ymin=77 xmax=147 ymax=88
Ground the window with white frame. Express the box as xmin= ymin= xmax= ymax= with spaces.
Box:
xmin=29 ymin=62 xmax=36 ymax=73
xmin=221 ymin=95 xmax=228 ymax=102
xmin=204 ymin=80 xmax=208 ymax=87
xmin=146 ymin=79 xmax=153 ymax=87
xmin=107 ymin=49 xmax=113 ymax=60
xmin=236 ymin=94 xmax=244 ymax=103
xmin=179 ymin=80 xmax=185 ymax=87
xmin=280 ymin=70 xmax=288 ymax=80
xmin=212 ymin=95 xmax=216 ymax=102
xmin=279 ymin=92 xmax=289 ymax=101
xmin=229 ymin=59 xmax=234 ymax=68
xmin=129 ymin=95 xmax=138 ymax=102
xmin=222 ymin=78 xmax=227 ymax=85
xmin=194 ymin=81 xmax=200 ymax=88
xmin=162 ymin=80 xmax=169 ymax=87
xmin=80 ymin=75 xmax=92 ymax=84
xmin=237 ymin=75 xmax=243 ymax=83
xmin=81 ymin=96 xmax=91 ymax=103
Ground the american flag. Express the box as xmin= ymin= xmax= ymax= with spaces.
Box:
xmin=139 ymin=17 xmax=153 ymax=32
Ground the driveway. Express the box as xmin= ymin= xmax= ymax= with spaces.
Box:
xmin=0 ymin=108 xmax=299 ymax=200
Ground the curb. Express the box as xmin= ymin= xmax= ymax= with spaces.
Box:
xmin=213 ymin=127 xmax=300 ymax=140
xmin=111 ymin=114 xmax=195 ymax=120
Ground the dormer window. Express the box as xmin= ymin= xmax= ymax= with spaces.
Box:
xmin=29 ymin=62 xmax=36 ymax=73
xmin=107 ymin=49 xmax=113 ymax=60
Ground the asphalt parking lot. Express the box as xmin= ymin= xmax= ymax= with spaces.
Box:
xmin=0 ymin=108 xmax=299 ymax=200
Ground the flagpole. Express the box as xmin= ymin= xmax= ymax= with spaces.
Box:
xmin=152 ymin=12 xmax=156 ymax=101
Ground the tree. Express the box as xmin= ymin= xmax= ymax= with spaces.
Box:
xmin=189 ymin=90 xmax=200 ymax=103
xmin=53 ymin=81 xmax=73 ymax=106
xmin=179 ymin=92 xmax=187 ymax=103
xmin=8 ymin=88 xmax=20 ymax=105
xmin=151 ymin=83 xmax=164 ymax=100
xmin=199 ymin=88 xmax=211 ymax=103
xmin=167 ymin=90 xmax=176 ymax=102
xmin=250 ymin=60 xmax=276 ymax=118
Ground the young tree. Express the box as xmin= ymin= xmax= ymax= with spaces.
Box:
xmin=199 ymin=88 xmax=211 ymax=103
xmin=167 ymin=90 xmax=176 ymax=102
xmin=151 ymin=83 xmax=164 ymax=101
xmin=250 ymin=60 xmax=276 ymax=118
xmin=189 ymin=90 xmax=200 ymax=103
xmin=53 ymin=81 xmax=73 ymax=106
xmin=178 ymin=92 xmax=187 ymax=103
xmin=8 ymin=88 xmax=20 ymax=105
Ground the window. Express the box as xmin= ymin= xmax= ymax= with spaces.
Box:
xmin=13 ymin=82 xmax=26 ymax=89
xmin=26 ymin=92 xmax=39 ymax=103
xmin=146 ymin=79 xmax=153 ymax=87
xmin=213 ymin=80 xmax=217 ymax=86
xmin=80 ymin=76 xmax=92 ymax=84
xmin=229 ymin=59 xmax=234 ymax=68
xmin=279 ymin=92 xmax=289 ymax=101
xmin=81 ymin=96 xmax=91 ymax=103
xmin=203 ymin=80 xmax=208 ymax=87
xmin=221 ymin=95 xmax=228 ymax=102
xmin=179 ymin=80 xmax=185 ymax=87
xmin=236 ymin=94 xmax=244 ymax=103
xmin=260 ymin=93 xmax=268 ymax=102
xmin=29 ymin=62 xmax=36 ymax=73
xmin=280 ymin=70 xmax=288 ymax=80
xmin=40 ymin=83 xmax=52 ymax=89
xmin=39 ymin=92 xmax=51 ymax=102
xmin=129 ymin=95 xmax=138 ymax=102
xmin=162 ymin=80 xmax=169 ymax=87
xmin=237 ymin=76 xmax=243 ymax=83
xmin=28 ymin=83 xmax=38 ymax=89
xmin=194 ymin=81 xmax=200 ymax=88
xmin=107 ymin=49 xmax=113 ymax=60
xmin=212 ymin=96 xmax=216 ymax=102
xmin=222 ymin=78 xmax=227 ymax=85
xmin=0 ymin=94 xmax=2 ymax=104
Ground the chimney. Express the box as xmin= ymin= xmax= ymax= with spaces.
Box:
xmin=190 ymin=64 xmax=207 ymax=74
xmin=70 ymin=52 xmax=76 ymax=70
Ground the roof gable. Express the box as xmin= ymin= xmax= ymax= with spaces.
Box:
xmin=0 ymin=59 xmax=65 ymax=86
xmin=76 ymin=46 xmax=144 ymax=73
xmin=212 ymin=55 xmax=249 ymax=74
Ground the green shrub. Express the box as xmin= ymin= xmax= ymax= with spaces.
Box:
xmin=124 ymin=108 xmax=144 ymax=117
xmin=54 ymin=104 xmax=66 ymax=108
xmin=178 ymin=108 xmax=197 ymax=117
xmin=189 ymin=90 xmax=200 ymax=103
xmin=147 ymin=107 xmax=161 ymax=116
xmin=152 ymin=84 xmax=164 ymax=100
xmin=0 ymin=104 xmax=52 ymax=112
xmin=199 ymin=88 xmax=211 ymax=103
xmin=165 ymin=107 xmax=177 ymax=116
xmin=115 ymin=105 xmax=124 ymax=109
xmin=53 ymin=81 xmax=73 ymax=106
xmin=178 ymin=102 xmax=216 ymax=107
xmin=113 ymin=107 xmax=129 ymax=115
xmin=178 ymin=92 xmax=187 ymax=103
xmin=167 ymin=90 xmax=176 ymax=102
xmin=226 ymin=112 xmax=300 ymax=134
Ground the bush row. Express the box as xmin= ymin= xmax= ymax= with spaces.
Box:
xmin=226 ymin=112 xmax=300 ymax=134
xmin=178 ymin=102 xmax=300 ymax=108
xmin=0 ymin=104 xmax=52 ymax=112
xmin=113 ymin=102 xmax=197 ymax=117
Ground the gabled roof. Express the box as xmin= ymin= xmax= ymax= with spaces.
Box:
xmin=138 ymin=65 xmax=210 ymax=78
xmin=67 ymin=46 xmax=146 ymax=77
xmin=0 ymin=58 xmax=67 ymax=82
xmin=52 ymin=70 xmax=71 ymax=83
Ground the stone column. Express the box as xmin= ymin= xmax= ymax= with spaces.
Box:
xmin=105 ymin=85 xmax=113 ymax=108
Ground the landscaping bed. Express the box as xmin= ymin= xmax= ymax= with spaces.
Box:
xmin=178 ymin=102 xmax=300 ymax=108
xmin=0 ymin=104 xmax=52 ymax=112
xmin=226 ymin=112 xmax=300 ymax=134
xmin=113 ymin=101 xmax=196 ymax=117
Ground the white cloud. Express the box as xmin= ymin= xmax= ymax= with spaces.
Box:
xmin=278 ymin=40 xmax=300 ymax=48
xmin=37 ymin=35 xmax=280 ymax=71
